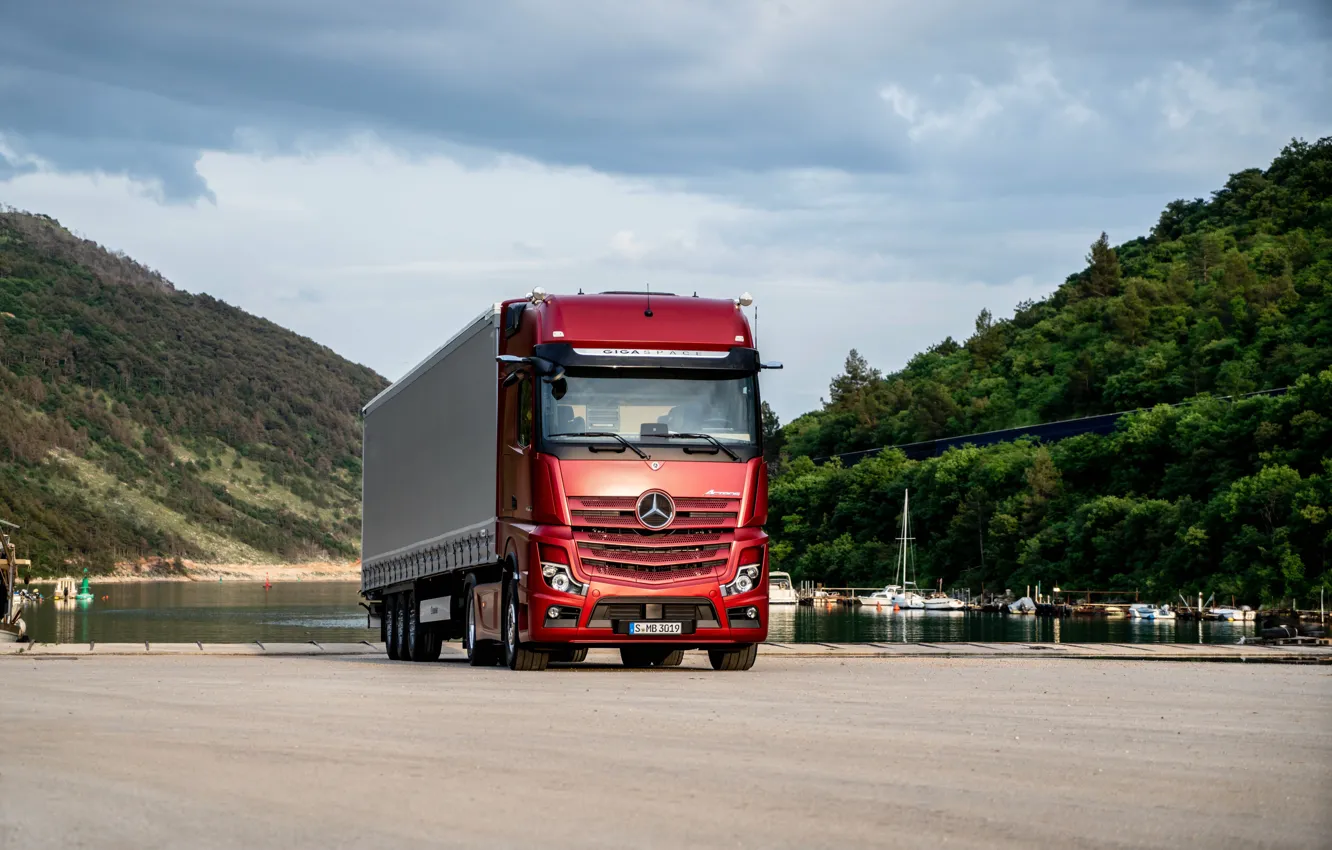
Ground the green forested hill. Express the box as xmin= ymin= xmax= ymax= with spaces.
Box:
xmin=0 ymin=210 xmax=388 ymax=573
xmin=770 ymin=138 xmax=1332 ymax=605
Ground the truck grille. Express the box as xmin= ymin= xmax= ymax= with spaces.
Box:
xmin=568 ymin=495 xmax=740 ymax=529
xmin=573 ymin=527 xmax=732 ymax=586
xmin=586 ymin=563 xmax=721 ymax=584
xmin=579 ymin=543 xmax=729 ymax=565
xmin=582 ymin=529 xmax=724 ymax=545
xmin=571 ymin=511 xmax=735 ymax=528
xmin=570 ymin=497 xmax=734 ymax=511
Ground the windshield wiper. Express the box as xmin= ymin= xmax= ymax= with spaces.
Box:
xmin=550 ymin=432 xmax=650 ymax=460
xmin=657 ymin=432 xmax=741 ymax=461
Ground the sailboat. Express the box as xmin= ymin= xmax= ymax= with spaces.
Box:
xmin=856 ymin=490 xmax=926 ymax=610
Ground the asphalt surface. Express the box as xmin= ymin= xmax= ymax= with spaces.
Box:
xmin=0 ymin=650 xmax=1328 ymax=849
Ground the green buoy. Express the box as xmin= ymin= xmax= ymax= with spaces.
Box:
xmin=75 ymin=567 xmax=94 ymax=602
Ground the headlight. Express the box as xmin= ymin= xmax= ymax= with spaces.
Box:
xmin=540 ymin=562 xmax=587 ymax=596
xmin=721 ymin=563 xmax=762 ymax=597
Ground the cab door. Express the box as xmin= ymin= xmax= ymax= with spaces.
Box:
xmin=500 ymin=375 xmax=534 ymax=520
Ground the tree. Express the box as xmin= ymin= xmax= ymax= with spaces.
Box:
xmin=1084 ymin=232 xmax=1122 ymax=298
xmin=829 ymin=349 xmax=881 ymax=408
xmin=761 ymin=401 xmax=783 ymax=465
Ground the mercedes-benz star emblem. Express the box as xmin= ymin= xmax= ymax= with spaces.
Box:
xmin=636 ymin=491 xmax=675 ymax=530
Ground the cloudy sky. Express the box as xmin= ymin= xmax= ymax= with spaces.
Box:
xmin=1 ymin=1 xmax=1328 ymax=419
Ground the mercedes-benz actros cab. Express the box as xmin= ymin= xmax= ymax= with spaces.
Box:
xmin=360 ymin=289 xmax=780 ymax=671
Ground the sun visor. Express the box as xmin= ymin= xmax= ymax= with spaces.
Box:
xmin=533 ymin=344 xmax=760 ymax=373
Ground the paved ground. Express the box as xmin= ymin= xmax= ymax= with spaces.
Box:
xmin=0 ymin=649 xmax=1328 ymax=849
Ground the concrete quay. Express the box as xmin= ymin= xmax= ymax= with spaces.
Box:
xmin=0 ymin=647 xmax=1328 ymax=849
xmin=3 ymin=639 xmax=1330 ymax=662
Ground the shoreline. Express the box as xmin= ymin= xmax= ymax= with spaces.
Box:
xmin=22 ymin=562 xmax=361 ymax=584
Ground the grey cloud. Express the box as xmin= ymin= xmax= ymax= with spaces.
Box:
xmin=1 ymin=0 xmax=1327 ymax=201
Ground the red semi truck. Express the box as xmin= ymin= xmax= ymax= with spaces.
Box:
xmin=360 ymin=289 xmax=780 ymax=671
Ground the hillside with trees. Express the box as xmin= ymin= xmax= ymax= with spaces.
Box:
xmin=0 ymin=209 xmax=388 ymax=573
xmin=769 ymin=138 xmax=1332 ymax=606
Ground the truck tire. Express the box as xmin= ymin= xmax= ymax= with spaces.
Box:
xmin=552 ymin=648 xmax=588 ymax=664
xmin=407 ymin=591 xmax=441 ymax=663
xmin=384 ymin=593 xmax=400 ymax=660
xmin=417 ymin=628 xmax=443 ymax=662
xmin=398 ymin=592 xmax=415 ymax=661
xmin=708 ymin=644 xmax=757 ymax=671
xmin=503 ymin=580 xmax=549 ymax=671
xmin=464 ymin=575 xmax=497 ymax=666
xmin=658 ymin=650 xmax=685 ymax=667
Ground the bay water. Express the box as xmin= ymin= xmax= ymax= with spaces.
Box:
xmin=18 ymin=581 xmax=1255 ymax=645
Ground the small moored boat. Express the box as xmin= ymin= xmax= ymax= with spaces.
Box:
xmin=1008 ymin=596 xmax=1037 ymax=615
xmin=768 ymin=571 xmax=798 ymax=605
xmin=1129 ymin=603 xmax=1176 ymax=621
xmin=923 ymin=594 xmax=964 ymax=611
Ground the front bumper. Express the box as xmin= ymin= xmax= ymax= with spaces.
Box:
xmin=523 ymin=529 xmax=770 ymax=646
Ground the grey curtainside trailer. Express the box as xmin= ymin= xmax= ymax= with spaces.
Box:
xmin=360 ymin=307 xmax=500 ymax=597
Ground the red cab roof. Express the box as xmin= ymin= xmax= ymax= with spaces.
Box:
xmin=519 ymin=293 xmax=753 ymax=349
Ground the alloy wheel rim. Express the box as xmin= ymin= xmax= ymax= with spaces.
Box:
xmin=506 ymin=595 xmax=517 ymax=656
xmin=466 ymin=597 xmax=475 ymax=650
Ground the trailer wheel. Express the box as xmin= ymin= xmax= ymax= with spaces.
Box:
xmin=416 ymin=627 xmax=442 ymax=663
xmin=464 ymin=575 xmax=497 ymax=667
xmin=398 ymin=592 xmax=415 ymax=661
xmin=707 ymin=644 xmax=757 ymax=671
xmin=503 ymin=581 xmax=549 ymax=671
xmin=407 ymin=592 xmax=442 ymax=663
xmin=384 ymin=593 xmax=400 ymax=660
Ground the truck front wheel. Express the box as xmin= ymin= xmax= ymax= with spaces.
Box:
xmin=708 ymin=644 xmax=757 ymax=671
xmin=503 ymin=582 xmax=549 ymax=671
xmin=464 ymin=576 xmax=497 ymax=667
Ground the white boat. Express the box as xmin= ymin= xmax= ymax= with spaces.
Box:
xmin=891 ymin=492 xmax=927 ymax=609
xmin=1129 ymin=603 xmax=1176 ymax=621
xmin=1207 ymin=606 xmax=1255 ymax=622
xmin=857 ymin=585 xmax=901 ymax=607
xmin=923 ymin=595 xmax=965 ymax=611
xmin=768 ymin=571 xmax=799 ymax=605
xmin=893 ymin=590 xmax=926 ymax=610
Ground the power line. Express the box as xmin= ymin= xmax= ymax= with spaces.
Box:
xmin=811 ymin=386 xmax=1290 ymax=466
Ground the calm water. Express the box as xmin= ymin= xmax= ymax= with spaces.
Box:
xmin=765 ymin=605 xmax=1255 ymax=644
xmin=19 ymin=581 xmax=1255 ymax=645
xmin=22 ymin=581 xmax=374 ymax=644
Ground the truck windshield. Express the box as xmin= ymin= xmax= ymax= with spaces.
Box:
xmin=542 ymin=374 xmax=758 ymax=445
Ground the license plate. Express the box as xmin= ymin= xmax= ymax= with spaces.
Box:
xmin=628 ymin=621 xmax=683 ymax=635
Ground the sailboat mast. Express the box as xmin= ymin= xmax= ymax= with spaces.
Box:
xmin=899 ymin=490 xmax=910 ymax=587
